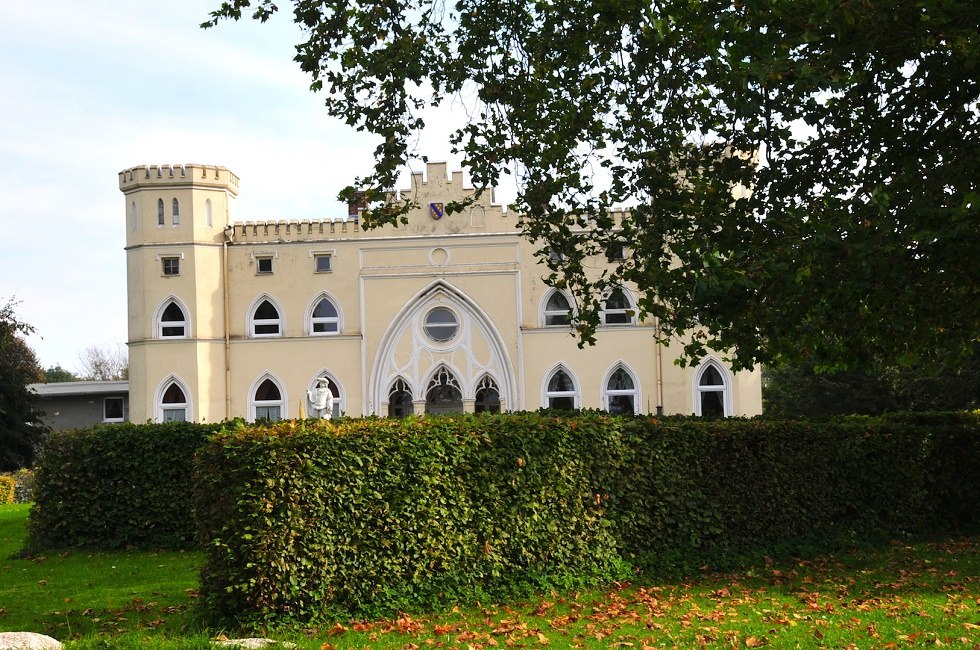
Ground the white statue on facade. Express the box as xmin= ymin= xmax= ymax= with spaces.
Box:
xmin=307 ymin=377 xmax=334 ymax=419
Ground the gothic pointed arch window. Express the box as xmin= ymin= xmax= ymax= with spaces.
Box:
xmin=158 ymin=299 xmax=188 ymax=338
xmin=129 ymin=201 xmax=137 ymax=232
xmin=694 ymin=358 xmax=732 ymax=417
xmin=602 ymin=287 xmax=635 ymax=325
xmin=309 ymin=295 xmax=340 ymax=335
xmin=205 ymin=198 xmax=213 ymax=227
xmin=545 ymin=367 xmax=578 ymax=411
xmin=158 ymin=378 xmax=190 ymax=422
xmin=249 ymin=297 xmax=283 ymax=337
xmin=543 ymin=290 xmax=573 ymax=326
xmin=604 ymin=365 xmax=638 ymax=415
xmin=426 ymin=366 xmax=463 ymax=415
xmin=171 ymin=198 xmax=180 ymax=225
xmin=474 ymin=375 xmax=501 ymax=414
xmin=388 ymin=378 xmax=414 ymax=418
xmin=251 ymin=376 xmax=285 ymax=421
xmin=157 ymin=198 xmax=165 ymax=226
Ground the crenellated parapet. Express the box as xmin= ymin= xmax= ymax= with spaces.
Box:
xmin=399 ymin=161 xmax=503 ymax=210
xmin=119 ymin=164 xmax=239 ymax=195
xmin=229 ymin=218 xmax=360 ymax=243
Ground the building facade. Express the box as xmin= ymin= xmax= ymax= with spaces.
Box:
xmin=29 ymin=381 xmax=129 ymax=430
xmin=120 ymin=162 xmax=761 ymax=422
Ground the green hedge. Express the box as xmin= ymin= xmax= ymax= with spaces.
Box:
xmin=26 ymin=421 xmax=223 ymax=551
xmin=195 ymin=411 xmax=979 ymax=625
xmin=608 ymin=414 xmax=980 ymax=571
xmin=195 ymin=414 xmax=630 ymax=625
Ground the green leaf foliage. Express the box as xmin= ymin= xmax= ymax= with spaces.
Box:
xmin=0 ymin=297 xmax=45 ymax=471
xmin=25 ymin=421 xmax=224 ymax=551
xmin=0 ymin=475 xmax=14 ymax=504
xmin=764 ymin=351 xmax=980 ymax=417
xmin=202 ymin=0 xmax=980 ymax=373
xmin=194 ymin=411 xmax=979 ymax=626
xmin=195 ymin=414 xmax=630 ymax=625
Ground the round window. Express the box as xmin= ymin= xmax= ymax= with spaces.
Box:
xmin=424 ymin=307 xmax=459 ymax=342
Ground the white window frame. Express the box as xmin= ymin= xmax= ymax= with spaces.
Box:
xmin=103 ymin=397 xmax=125 ymax=423
xmin=693 ymin=357 xmax=733 ymax=417
xmin=543 ymin=365 xmax=579 ymax=410
xmin=155 ymin=297 xmax=190 ymax=339
xmin=605 ymin=242 xmax=626 ymax=262
xmin=171 ymin=198 xmax=180 ymax=226
xmin=251 ymin=251 xmax=278 ymax=275
xmin=248 ymin=295 xmax=284 ymax=338
xmin=307 ymin=293 xmax=342 ymax=336
xmin=161 ymin=256 xmax=180 ymax=277
xmin=156 ymin=376 xmax=191 ymax=423
xmin=601 ymin=287 xmax=635 ymax=325
xmin=255 ymin=256 xmax=274 ymax=274
xmin=603 ymin=363 xmax=640 ymax=415
xmin=542 ymin=289 xmax=573 ymax=327
xmin=249 ymin=373 xmax=287 ymax=422
xmin=310 ymin=250 xmax=336 ymax=273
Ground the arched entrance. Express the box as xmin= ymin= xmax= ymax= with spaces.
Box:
xmin=369 ymin=280 xmax=517 ymax=415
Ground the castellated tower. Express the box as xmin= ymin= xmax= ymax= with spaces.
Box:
xmin=120 ymin=164 xmax=239 ymax=423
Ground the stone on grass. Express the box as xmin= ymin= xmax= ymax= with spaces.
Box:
xmin=0 ymin=632 xmax=62 ymax=650
xmin=213 ymin=638 xmax=297 ymax=649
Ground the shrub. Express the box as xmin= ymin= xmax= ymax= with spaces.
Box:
xmin=609 ymin=414 xmax=980 ymax=571
xmin=11 ymin=468 xmax=35 ymax=503
xmin=195 ymin=413 xmax=630 ymax=625
xmin=195 ymin=411 xmax=979 ymax=625
xmin=26 ymin=421 xmax=223 ymax=551
xmin=0 ymin=475 xmax=14 ymax=504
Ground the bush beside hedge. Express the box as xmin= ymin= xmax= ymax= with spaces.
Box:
xmin=194 ymin=411 xmax=979 ymax=625
xmin=9 ymin=468 xmax=36 ymax=503
xmin=0 ymin=475 xmax=14 ymax=504
xmin=26 ymin=421 xmax=223 ymax=551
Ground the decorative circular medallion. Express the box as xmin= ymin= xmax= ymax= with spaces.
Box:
xmin=429 ymin=247 xmax=449 ymax=266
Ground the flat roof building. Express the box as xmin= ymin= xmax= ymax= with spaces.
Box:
xmin=29 ymin=381 xmax=129 ymax=430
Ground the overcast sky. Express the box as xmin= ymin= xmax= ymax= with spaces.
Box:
xmin=0 ymin=2 xmax=475 ymax=374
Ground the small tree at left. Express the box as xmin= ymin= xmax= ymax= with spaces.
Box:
xmin=0 ymin=298 xmax=45 ymax=471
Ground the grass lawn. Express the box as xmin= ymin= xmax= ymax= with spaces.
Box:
xmin=2 ymin=504 xmax=978 ymax=648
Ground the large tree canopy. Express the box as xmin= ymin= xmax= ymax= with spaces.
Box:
xmin=763 ymin=349 xmax=980 ymax=417
xmin=205 ymin=0 xmax=979 ymax=370
xmin=0 ymin=299 xmax=45 ymax=470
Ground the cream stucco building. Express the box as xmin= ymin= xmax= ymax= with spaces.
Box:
xmin=121 ymin=162 xmax=761 ymax=422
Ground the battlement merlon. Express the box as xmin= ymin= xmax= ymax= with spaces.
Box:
xmin=229 ymin=219 xmax=360 ymax=242
xmin=118 ymin=164 xmax=240 ymax=196
xmin=400 ymin=161 xmax=503 ymax=209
